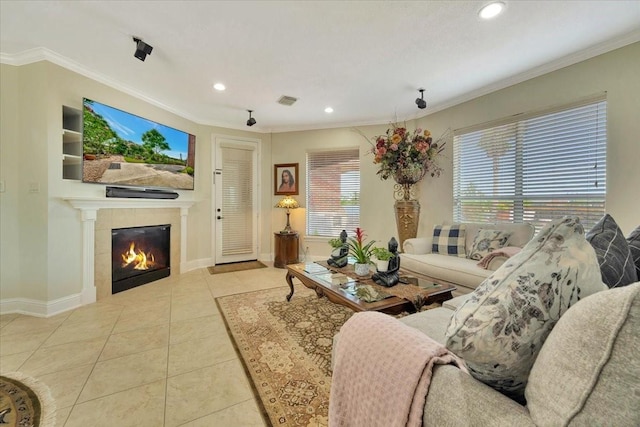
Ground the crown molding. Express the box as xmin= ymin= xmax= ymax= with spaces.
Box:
xmin=0 ymin=47 xmax=211 ymax=126
xmin=0 ymin=47 xmax=268 ymax=134
xmin=415 ymin=29 xmax=640 ymax=121
xmin=2 ymin=29 xmax=639 ymax=134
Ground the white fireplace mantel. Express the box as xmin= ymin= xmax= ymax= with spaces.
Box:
xmin=65 ymin=197 xmax=195 ymax=211
xmin=64 ymin=197 xmax=196 ymax=305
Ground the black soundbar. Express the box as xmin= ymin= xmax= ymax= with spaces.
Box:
xmin=106 ymin=186 xmax=179 ymax=199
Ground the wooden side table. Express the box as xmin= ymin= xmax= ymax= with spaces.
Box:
xmin=274 ymin=232 xmax=299 ymax=268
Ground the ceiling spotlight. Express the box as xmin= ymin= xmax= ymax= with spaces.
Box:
xmin=246 ymin=110 xmax=256 ymax=127
xmin=415 ymin=89 xmax=427 ymax=109
xmin=213 ymin=83 xmax=226 ymax=91
xmin=324 ymin=107 xmax=334 ymax=113
xmin=479 ymin=2 xmax=505 ymax=20
xmin=133 ymin=37 xmax=153 ymax=61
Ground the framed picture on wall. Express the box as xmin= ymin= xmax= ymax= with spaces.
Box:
xmin=274 ymin=163 xmax=299 ymax=195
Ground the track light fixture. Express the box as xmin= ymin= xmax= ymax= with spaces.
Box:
xmin=415 ymin=89 xmax=427 ymax=109
xmin=133 ymin=37 xmax=153 ymax=62
xmin=246 ymin=110 xmax=256 ymax=127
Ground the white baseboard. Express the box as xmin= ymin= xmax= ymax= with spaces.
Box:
xmin=0 ymin=293 xmax=82 ymax=317
xmin=182 ymin=258 xmax=213 ymax=273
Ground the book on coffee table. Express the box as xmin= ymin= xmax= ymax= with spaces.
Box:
xmin=313 ymin=272 xmax=357 ymax=286
xmin=303 ymin=263 xmax=330 ymax=275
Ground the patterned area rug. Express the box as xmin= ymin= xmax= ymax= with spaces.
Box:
xmin=217 ymin=286 xmax=354 ymax=427
xmin=207 ymin=260 xmax=267 ymax=275
xmin=0 ymin=372 xmax=56 ymax=427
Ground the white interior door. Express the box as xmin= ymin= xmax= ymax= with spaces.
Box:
xmin=214 ymin=137 xmax=259 ymax=264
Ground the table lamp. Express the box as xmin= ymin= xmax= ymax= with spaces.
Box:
xmin=275 ymin=195 xmax=299 ymax=233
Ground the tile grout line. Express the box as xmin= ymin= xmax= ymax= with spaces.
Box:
xmin=163 ymin=281 xmax=175 ymax=427
xmin=2 ymin=267 xmax=283 ymax=426
xmin=65 ymin=304 xmax=127 ymax=424
xmin=13 ymin=312 xmax=72 ymax=374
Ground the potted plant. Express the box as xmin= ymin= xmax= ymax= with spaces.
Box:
xmin=371 ymin=247 xmax=394 ymax=272
xmin=348 ymin=227 xmax=375 ymax=276
xmin=328 ymin=238 xmax=344 ymax=249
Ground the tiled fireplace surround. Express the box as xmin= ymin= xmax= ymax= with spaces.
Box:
xmin=66 ymin=198 xmax=195 ymax=304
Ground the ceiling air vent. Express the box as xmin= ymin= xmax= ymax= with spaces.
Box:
xmin=277 ymin=95 xmax=298 ymax=106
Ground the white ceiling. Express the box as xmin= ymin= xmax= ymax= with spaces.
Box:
xmin=1 ymin=1 xmax=639 ymax=133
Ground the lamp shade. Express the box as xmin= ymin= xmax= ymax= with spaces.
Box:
xmin=275 ymin=196 xmax=299 ymax=210
xmin=276 ymin=196 xmax=299 ymax=233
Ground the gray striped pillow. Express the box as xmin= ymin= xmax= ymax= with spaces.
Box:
xmin=626 ymin=226 xmax=640 ymax=280
xmin=586 ymin=215 xmax=637 ymax=288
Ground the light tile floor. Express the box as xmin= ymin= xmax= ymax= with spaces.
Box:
xmin=0 ymin=265 xmax=292 ymax=426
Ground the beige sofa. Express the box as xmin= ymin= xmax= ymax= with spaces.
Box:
xmin=401 ymin=222 xmax=535 ymax=293
xmin=333 ymin=283 xmax=640 ymax=426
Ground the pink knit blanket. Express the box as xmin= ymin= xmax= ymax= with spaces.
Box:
xmin=329 ymin=311 xmax=464 ymax=427
xmin=476 ymin=246 xmax=522 ymax=269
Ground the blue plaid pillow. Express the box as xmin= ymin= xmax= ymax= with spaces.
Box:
xmin=432 ymin=224 xmax=467 ymax=257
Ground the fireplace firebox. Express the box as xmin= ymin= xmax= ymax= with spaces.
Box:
xmin=111 ymin=224 xmax=171 ymax=294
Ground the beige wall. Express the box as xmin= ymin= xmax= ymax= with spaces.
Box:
xmin=272 ymin=42 xmax=640 ymax=259
xmin=1 ymin=42 xmax=638 ymax=308
xmin=269 ymin=127 xmax=377 ymax=254
xmin=0 ymin=63 xmax=21 ymax=300
xmin=416 ymin=42 xmax=640 ymax=234
xmin=0 ymin=61 xmax=269 ymax=306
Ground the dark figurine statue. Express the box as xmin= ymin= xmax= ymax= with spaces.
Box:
xmin=327 ymin=229 xmax=349 ymax=268
xmin=372 ymin=237 xmax=401 ymax=287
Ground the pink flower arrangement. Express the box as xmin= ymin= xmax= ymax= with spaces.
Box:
xmin=371 ymin=124 xmax=446 ymax=184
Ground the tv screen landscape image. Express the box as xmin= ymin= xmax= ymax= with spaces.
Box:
xmin=82 ymin=98 xmax=195 ymax=190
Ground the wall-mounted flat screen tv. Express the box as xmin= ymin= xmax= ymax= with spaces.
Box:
xmin=82 ymin=98 xmax=195 ymax=190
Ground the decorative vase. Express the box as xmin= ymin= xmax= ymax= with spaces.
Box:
xmin=391 ymin=166 xmax=424 ymax=251
xmin=395 ymin=199 xmax=420 ymax=250
xmin=375 ymin=259 xmax=389 ymax=272
xmin=354 ymin=263 xmax=370 ymax=276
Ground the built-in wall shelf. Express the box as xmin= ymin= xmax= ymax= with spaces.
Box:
xmin=62 ymin=106 xmax=82 ymax=180
xmin=63 ymin=154 xmax=82 ymax=164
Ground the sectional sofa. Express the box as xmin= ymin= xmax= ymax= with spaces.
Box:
xmin=332 ymin=217 xmax=640 ymax=425
xmin=394 ymin=281 xmax=640 ymax=426
xmin=400 ymin=222 xmax=535 ymax=293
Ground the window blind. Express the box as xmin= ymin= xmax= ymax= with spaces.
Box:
xmin=306 ymin=149 xmax=360 ymax=237
xmin=453 ymin=100 xmax=606 ymax=231
xmin=221 ymin=146 xmax=254 ymax=255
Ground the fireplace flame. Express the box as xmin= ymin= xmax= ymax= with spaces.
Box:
xmin=121 ymin=242 xmax=155 ymax=270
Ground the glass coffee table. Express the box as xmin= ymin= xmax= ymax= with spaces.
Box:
xmin=285 ymin=262 xmax=455 ymax=315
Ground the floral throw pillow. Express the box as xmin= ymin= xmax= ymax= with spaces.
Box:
xmin=431 ymin=224 xmax=466 ymax=258
xmin=468 ymin=229 xmax=512 ymax=261
xmin=445 ymin=216 xmax=606 ymax=400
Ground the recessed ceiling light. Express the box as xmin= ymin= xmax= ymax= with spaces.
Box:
xmin=479 ymin=2 xmax=505 ymax=20
xmin=324 ymin=107 xmax=334 ymax=113
xmin=213 ymin=83 xmax=226 ymax=91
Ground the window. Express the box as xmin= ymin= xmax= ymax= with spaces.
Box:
xmin=453 ymin=99 xmax=606 ymax=231
xmin=306 ymin=149 xmax=360 ymax=236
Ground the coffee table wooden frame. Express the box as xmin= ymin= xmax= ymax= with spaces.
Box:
xmin=285 ymin=263 xmax=455 ymax=315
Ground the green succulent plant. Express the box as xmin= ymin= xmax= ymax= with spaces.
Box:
xmin=327 ymin=238 xmax=344 ymax=249
xmin=371 ymin=247 xmax=394 ymax=261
